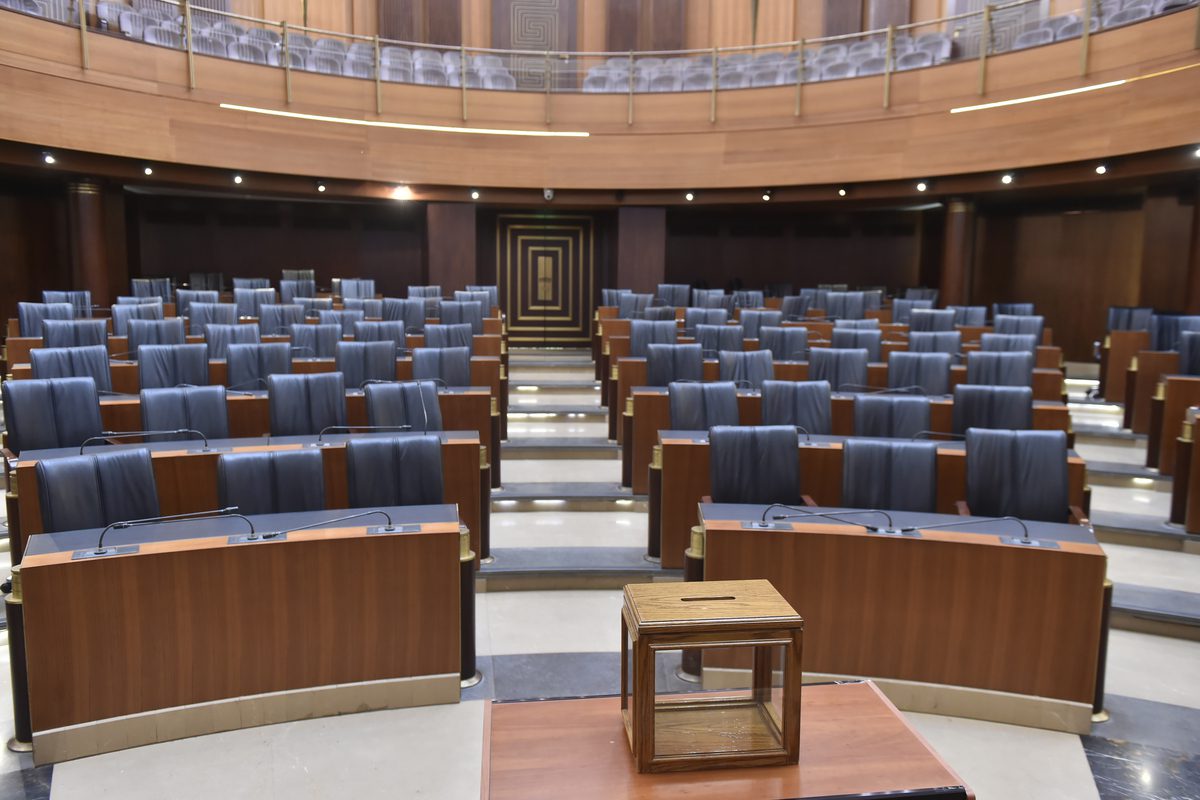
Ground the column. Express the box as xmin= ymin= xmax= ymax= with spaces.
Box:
xmin=940 ymin=198 xmax=975 ymax=307
xmin=66 ymin=181 xmax=110 ymax=302
xmin=1185 ymin=180 xmax=1200 ymax=313
xmin=426 ymin=202 xmax=477 ymax=293
xmin=616 ymin=206 xmax=666 ymax=293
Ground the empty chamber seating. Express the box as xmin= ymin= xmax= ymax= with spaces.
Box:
xmin=41 ymin=319 xmax=106 ymax=348
xmin=290 ymin=323 xmax=342 ymax=359
xmin=218 ymin=449 xmax=326 ymax=515
xmin=842 ymin=440 xmax=938 ymax=513
xmin=345 ymin=435 xmax=444 ymax=506
xmin=668 ymin=381 xmax=739 ymax=430
xmin=645 ymin=344 xmax=703 ymax=386
xmin=141 ymin=385 xmax=230 ymax=440
xmin=204 ymin=324 xmax=260 ymax=360
xmin=952 ymin=385 xmax=1034 ymax=433
xmin=1 ymin=377 xmax=104 ymax=455
xmin=964 ymin=429 xmax=1076 ymax=523
xmin=809 ymin=348 xmax=869 ymax=392
xmin=35 ymin=449 xmax=160 ymax=533
xmin=267 ymin=372 xmax=347 ymax=436
xmin=888 ymin=352 xmax=951 ymax=395
xmin=138 ymin=343 xmax=209 ymax=389
xmin=853 ymin=394 xmax=932 ymax=439
xmin=709 ymin=425 xmax=802 ymax=505
xmin=718 ymin=350 xmax=774 ymax=389
xmin=227 ymin=342 xmax=290 ymax=390
xmin=364 ymin=381 xmax=443 ymax=432
xmin=413 ymin=347 xmax=471 ymax=387
xmin=760 ymin=380 xmax=832 ymax=434
xmin=30 ymin=345 xmax=114 ymax=393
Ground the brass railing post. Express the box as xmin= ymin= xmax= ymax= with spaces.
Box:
xmin=282 ymin=20 xmax=292 ymax=103
xmin=1081 ymin=0 xmax=1093 ymax=75
xmin=978 ymin=4 xmax=991 ymax=95
xmin=544 ymin=49 xmax=552 ymax=124
xmin=460 ymin=44 xmax=468 ymax=121
xmin=627 ymin=49 xmax=634 ymax=126
xmin=793 ymin=37 xmax=804 ymax=117
xmin=184 ymin=0 xmax=195 ymax=89
xmin=883 ymin=24 xmax=894 ymax=109
xmin=77 ymin=0 xmax=89 ymax=70
xmin=709 ymin=46 xmax=717 ymax=123
xmin=373 ymin=36 xmax=382 ymax=114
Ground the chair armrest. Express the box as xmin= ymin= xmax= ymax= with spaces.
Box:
xmin=955 ymin=500 xmax=971 ymax=516
xmin=700 ymin=495 xmax=713 ymax=504
xmin=801 ymin=495 xmax=817 ymax=507
xmin=1069 ymin=505 xmax=1090 ymax=527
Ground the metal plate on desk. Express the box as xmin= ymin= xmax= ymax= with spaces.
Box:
xmin=71 ymin=545 xmax=140 ymax=560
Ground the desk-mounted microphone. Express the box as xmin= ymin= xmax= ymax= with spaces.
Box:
xmin=80 ymin=429 xmax=211 ymax=454
xmin=278 ymin=509 xmax=419 ymax=537
xmin=753 ymin=503 xmax=906 ymax=536
xmin=75 ymin=506 xmax=254 ymax=559
xmin=313 ymin=425 xmax=414 ymax=447
xmin=892 ymin=515 xmax=1054 ymax=548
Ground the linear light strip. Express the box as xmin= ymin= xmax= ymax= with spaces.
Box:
xmin=219 ymin=102 xmax=590 ymax=137
xmin=949 ymin=79 xmax=1126 ymax=113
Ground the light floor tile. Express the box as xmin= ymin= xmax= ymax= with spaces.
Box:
xmin=1074 ymin=440 xmax=1147 ymax=466
xmin=50 ymin=700 xmax=485 ymax=800
xmin=500 ymin=460 xmax=621 ymax=484
xmin=491 ymin=511 xmax=645 ymax=549
xmin=907 ymin=712 xmax=1100 ymax=800
xmin=473 ymin=592 xmax=493 ymax=658
xmin=1089 ymin=485 xmax=1172 ymax=518
xmin=506 ymin=421 xmax=608 ymax=439
xmin=508 ymin=367 xmax=596 ymax=382
xmin=484 ymin=590 xmax=623 ymax=656
xmin=510 ymin=391 xmax=602 ymax=408
xmin=1103 ymin=543 xmax=1200 ymax=595
xmin=1071 ymin=408 xmax=1125 ymax=431
xmin=1105 ymin=630 xmax=1200 ymax=711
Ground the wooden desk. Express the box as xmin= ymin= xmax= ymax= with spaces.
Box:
xmin=1101 ymin=330 xmax=1150 ymax=402
xmin=20 ymin=507 xmax=462 ymax=763
xmin=1153 ymin=375 xmax=1200 ymax=476
xmin=655 ymin=434 xmax=1088 ymax=570
xmin=484 ymin=683 xmax=973 ymax=799
xmin=12 ymin=432 xmax=486 ymax=566
xmin=699 ymin=508 xmax=1104 ymax=727
xmin=625 ymin=388 xmax=1072 ymax=494
xmin=1126 ymin=351 xmax=1179 ymax=434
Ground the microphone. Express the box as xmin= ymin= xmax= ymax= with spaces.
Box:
xmin=891 ymin=515 xmax=1050 ymax=547
xmin=756 ymin=503 xmax=900 ymax=534
xmin=794 ymin=426 xmax=812 ymax=444
xmin=225 ymin=377 xmax=268 ymax=394
xmin=80 ymin=506 xmax=254 ymax=558
xmin=315 ymin=424 xmax=413 ymax=444
xmin=80 ymin=429 xmax=210 ymax=453
xmin=278 ymin=509 xmax=403 ymax=536
xmin=911 ymin=431 xmax=966 ymax=441
xmin=290 ymin=345 xmax=317 ymax=358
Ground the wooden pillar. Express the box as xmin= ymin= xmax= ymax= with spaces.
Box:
xmin=616 ymin=206 xmax=666 ymax=294
xmin=940 ymin=198 xmax=975 ymax=307
xmin=66 ymin=181 xmax=110 ymax=303
xmin=1185 ymin=181 xmax=1200 ymax=314
xmin=426 ymin=202 xmax=477 ymax=293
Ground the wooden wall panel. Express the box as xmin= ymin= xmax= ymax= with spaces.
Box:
xmin=462 ymin=0 xmax=492 ymax=48
xmin=684 ymin=0 xmax=711 ymax=50
xmin=644 ymin=0 xmax=685 ymax=51
xmin=0 ymin=180 xmax=71 ymax=324
xmin=605 ymin=0 xmax=638 ymax=51
xmin=868 ymin=0 xmax=911 ymax=29
xmin=427 ymin=202 xmax=478 ymax=292
xmin=1140 ymin=188 xmax=1194 ymax=313
xmin=755 ymin=0 xmax=798 ymax=44
xmin=378 ymin=0 xmax=417 ymax=40
xmin=616 ymin=206 xmax=666 ymax=293
xmin=712 ymin=0 xmax=754 ymax=47
xmin=426 ymin=0 xmax=463 ymax=45
xmin=823 ymin=0 xmax=863 ymax=36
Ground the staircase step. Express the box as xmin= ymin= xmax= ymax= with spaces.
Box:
xmin=1073 ymin=425 xmax=1146 ymax=441
xmin=1092 ymin=510 xmax=1200 ymax=553
xmin=478 ymin=546 xmax=680 ymax=590
xmin=1112 ymin=583 xmax=1200 ymax=641
xmin=502 ymin=438 xmax=618 ymax=460
xmin=511 ymin=379 xmax=600 ymax=391
xmin=1086 ymin=461 xmax=1170 ymax=486
xmin=492 ymin=482 xmax=643 ymax=511
xmin=506 ymin=405 xmax=605 ymax=417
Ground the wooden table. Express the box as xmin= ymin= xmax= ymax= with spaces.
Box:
xmin=1101 ymin=330 xmax=1150 ymax=402
xmin=1148 ymin=375 xmax=1200 ymax=476
xmin=20 ymin=506 xmax=463 ymax=764
xmin=655 ymin=434 xmax=1088 ymax=570
xmin=1125 ymin=351 xmax=1179 ymax=433
xmin=483 ymin=682 xmax=973 ymax=799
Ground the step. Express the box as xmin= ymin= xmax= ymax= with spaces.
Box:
xmin=502 ymin=438 xmax=619 ymax=460
xmin=511 ymin=379 xmax=600 ymax=391
xmin=492 ymin=482 xmax=644 ymax=512
xmin=507 ymin=360 xmax=595 ymax=369
xmin=1073 ymin=425 xmax=1146 ymax=441
xmin=1086 ymin=460 xmax=1170 ymax=487
xmin=1111 ymin=583 xmax=1200 ymax=641
xmin=505 ymin=405 xmax=605 ymax=417
xmin=1092 ymin=509 xmax=1200 ymax=553
xmin=478 ymin=546 xmax=680 ymax=591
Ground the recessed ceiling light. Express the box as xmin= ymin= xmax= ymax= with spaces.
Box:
xmin=392 ymin=185 xmax=414 ymax=201
xmin=470 ymin=190 xmax=480 ymax=200
xmin=916 ymin=182 xmax=928 ymax=192
xmin=684 ymin=192 xmax=694 ymax=202
xmin=837 ymin=188 xmax=847 ymax=197
xmin=317 ymin=183 xmax=326 ymax=192
xmin=1194 ymin=146 xmax=1200 ymax=158
xmin=143 ymin=166 xmax=153 ymax=176
xmin=233 ymin=174 xmax=243 ymax=184
xmin=42 ymin=152 xmax=56 ymax=165
xmin=1095 ymin=165 xmax=1107 ymax=175
xmin=1001 ymin=174 xmax=1013 ymax=185
xmin=761 ymin=189 xmax=772 ymax=202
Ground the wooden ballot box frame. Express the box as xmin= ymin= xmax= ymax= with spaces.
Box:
xmin=620 ymin=580 xmax=803 ymax=774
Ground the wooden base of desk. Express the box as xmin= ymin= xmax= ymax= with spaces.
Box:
xmin=483 ymin=684 xmax=972 ymax=800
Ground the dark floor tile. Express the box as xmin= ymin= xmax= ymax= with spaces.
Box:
xmin=490 ymin=652 xmax=621 ymax=701
xmin=1084 ymin=735 xmax=1200 ymax=800
xmin=0 ymin=764 xmax=51 ymax=800
xmin=1094 ymin=695 xmax=1200 ymax=758
xmin=461 ymin=655 xmax=495 ymax=703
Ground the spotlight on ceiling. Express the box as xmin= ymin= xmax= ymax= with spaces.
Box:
xmin=470 ymin=190 xmax=480 ymax=200
xmin=1095 ymin=165 xmax=1107 ymax=175
xmin=392 ymin=185 xmax=414 ymax=201
xmin=1001 ymin=173 xmax=1014 ymax=185
xmin=1194 ymin=146 xmax=1200 ymax=158
xmin=143 ymin=166 xmax=153 ymax=176
xmin=684 ymin=192 xmax=694 ymax=202
xmin=916 ymin=181 xmax=928 ymax=192
xmin=233 ymin=174 xmax=243 ymax=184
xmin=837 ymin=188 xmax=847 ymax=197
xmin=317 ymin=182 xmax=326 ymax=192
xmin=761 ymin=189 xmax=773 ymax=202
xmin=42 ymin=152 xmax=56 ymax=165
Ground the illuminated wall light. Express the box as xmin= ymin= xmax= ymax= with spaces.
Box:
xmin=42 ymin=152 xmax=56 ymax=165
xmin=837 ymin=188 xmax=847 ymax=197
xmin=470 ymin=189 xmax=480 ymax=200
xmin=233 ymin=174 xmax=243 ymax=184
xmin=143 ymin=166 xmax=154 ymax=176
xmin=317 ymin=182 xmax=326 ymax=192
xmin=1095 ymin=165 xmax=1107 ymax=175
xmin=391 ymin=185 xmax=413 ymax=201
xmin=916 ymin=182 xmax=928 ymax=192
xmin=1000 ymin=174 xmax=1014 ymax=185
xmin=1194 ymin=146 xmax=1200 ymax=158
xmin=761 ymin=189 xmax=773 ymax=202
xmin=685 ymin=191 xmax=695 ymax=202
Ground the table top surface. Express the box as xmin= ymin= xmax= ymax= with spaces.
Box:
xmin=624 ymin=579 xmax=802 ymax=630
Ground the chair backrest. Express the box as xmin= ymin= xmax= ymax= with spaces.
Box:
xmin=825 ymin=291 xmax=866 ymax=321
xmin=232 ymin=277 xmax=271 ymax=290
xmin=948 ymin=305 xmax=987 ymax=327
xmin=966 ymin=351 xmax=1034 ymax=387
xmin=761 ymin=379 xmax=832 ymax=434
xmin=640 ymin=306 xmax=676 ymax=321
xmin=140 ymin=385 xmax=230 ymax=440
xmin=297 ymin=297 xmax=335 ymax=316
xmin=1181 ymin=331 xmax=1200 ymax=376
xmin=952 ymin=385 xmax=1034 ymax=433
xmin=354 ymin=320 xmax=408 ymax=350
xmin=267 ymin=372 xmax=347 ymax=436
xmin=203 ymin=323 xmax=260 ymax=360
xmin=227 ymin=342 xmax=291 ymax=390
xmin=601 ymin=288 xmax=631 ymax=307
xmin=132 ymin=277 xmax=172 ymax=301
xmin=383 ymin=297 xmax=428 ymax=333
xmin=656 ymin=284 xmax=690 ymax=307
xmin=438 ymin=300 xmax=485 ymax=335
xmin=732 ymin=290 xmax=765 ymax=309
xmin=279 ymin=279 xmax=317 ymax=305
xmin=234 ymin=287 xmax=277 ymax=318
xmin=258 ymin=304 xmax=305 ymax=336
xmin=30 ymin=345 xmax=113 ymax=393
xmin=290 ymin=323 xmax=342 ymax=359
xmin=980 ymin=333 xmax=1038 ymax=353
xmin=993 ymin=302 xmax=1034 ymax=318
xmin=318 ymin=309 xmax=366 ymax=337
xmin=905 ymin=288 xmax=939 ymax=302
xmin=853 ymin=394 xmax=932 ymax=438
xmin=909 ymin=309 xmax=956 ymax=332
xmin=994 ymin=314 xmax=1044 ymax=341
xmin=465 ymin=285 xmax=499 ymax=311
xmin=1 ymin=376 xmax=103 ymax=454
xmin=137 ymin=343 xmax=209 ymax=389
xmin=340 ymin=278 xmax=376 ymax=299
xmin=809 ymin=348 xmax=869 ymax=391
xmin=412 ymin=346 xmax=472 ymax=387
xmin=908 ymin=331 xmax=962 ymax=354
xmin=127 ymin=317 xmax=186 ymax=359
xmin=709 ymin=425 xmax=802 ymax=505
xmin=739 ymin=310 xmax=783 ymax=340
xmin=830 ymin=329 xmax=882 ymax=362
xmin=346 ymin=435 xmax=444 ymax=506
xmin=335 ymin=340 xmax=396 ymax=389
xmin=364 ymin=380 xmax=443 ymax=432
xmin=188 ymin=302 xmax=237 ymax=330
xmin=684 ymin=307 xmax=728 ymax=333
xmin=842 ymin=440 xmax=938 ymax=513
xmin=618 ymin=293 xmax=654 ymax=319
xmin=887 ymin=351 xmax=951 ymax=395
xmin=41 ymin=318 xmax=107 ymax=348
xmin=718 ymin=350 xmax=775 ymax=389
xmin=36 ymin=449 xmax=160 ymax=533
xmin=42 ymin=290 xmax=92 ymax=319
xmin=111 ymin=301 xmax=164 ymax=336
xmin=668 ymin=381 xmax=739 ymax=430
xmin=695 ymin=324 xmax=745 ymax=356
xmin=175 ymin=289 xmax=219 ymax=318
xmin=425 ymin=323 xmax=474 ymax=352
xmin=218 ymin=449 xmax=326 ymax=515
xmin=18 ymin=302 xmax=74 ymax=337
xmin=966 ymin=428 xmax=1068 ymax=522
xmin=1106 ymin=306 xmax=1153 ymax=332
xmin=282 ymin=269 xmax=316 ymax=282
xmin=758 ymin=327 xmax=808 ymax=361
xmin=630 ymin=319 xmax=678 ymax=358
xmin=1150 ymin=314 xmax=1200 ymax=351
xmin=780 ymin=295 xmax=811 ymax=321
xmin=891 ymin=298 xmax=934 ymax=325
xmin=343 ymin=297 xmax=385 ymax=318
xmin=645 ymin=343 xmax=703 ymax=387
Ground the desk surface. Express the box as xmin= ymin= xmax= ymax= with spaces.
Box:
xmin=484 ymin=683 xmax=972 ymax=800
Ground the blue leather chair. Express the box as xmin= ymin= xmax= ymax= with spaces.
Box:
xmin=656 ymin=284 xmax=690 ymax=307
xmin=761 ymin=380 xmax=832 ymax=434
xmin=42 ymin=290 xmax=92 ymax=318
xmin=888 ymin=352 xmax=951 ymax=395
xmin=204 ymin=323 xmax=260 ymax=360
xmin=630 ymin=320 xmax=678 ymax=358
xmin=383 ymin=298 xmax=427 ymax=333
xmin=842 ymin=439 xmax=938 ymax=513
xmin=465 ymin=285 xmax=498 ymax=311
xmin=684 ymin=308 xmax=728 ymax=335
xmin=909 ymin=309 xmax=956 ymax=332
xmin=336 ymin=341 xmax=396 ymax=389
xmin=438 ymin=300 xmax=485 ymax=335
xmin=425 ymin=323 xmax=474 ymax=352
xmin=601 ymin=289 xmax=630 ymax=307
xmin=780 ymin=296 xmax=810 ymax=321
xmin=227 ymin=342 xmax=290 ymax=390
xmin=36 ymin=448 xmax=160 ymax=533
xmin=258 ymin=304 xmax=306 ymax=336
xmin=668 ymin=381 xmax=739 ymax=430
xmin=733 ymin=290 xmax=765 ymax=309
xmin=992 ymin=303 xmax=1035 ymax=319
xmin=692 ymin=289 xmax=732 ymax=310
xmin=739 ymin=310 xmax=783 ymax=340
xmin=618 ymin=293 xmax=654 ymax=319
xmin=188 ymin=302 xmax=237 ymax=330
xmin=232 ymin=277 xmax=270 ymax=290
xmin=825 ymin=291 xmax=866 ymax=321
xmin=365 ymin=381 xmax=443 ymax=432
xmin=111 ymin=301 xmax=164 ymax=336
xmin=354 ymin=321 xmax=408 ymax=351
xmin=175 ymin=289 xmax=219 ymax=318
xmin=695 ymin=324 xmax=744 ymax=356
xmin=952 ymin=385 xmax=1034 ymax=433
xmin=891 ymin=299 xmax=934 ymax=325
xmin=346 ymin=435 xmax=444 ymax=506
xmin=831 ymin=328 xmax=882 ymax=362
xmin=234 ymin=287 xmax=277 ymax=318
xmin=318 ymin=309 xmax=366 ymax=337
xmin=641 ymin=306 xmax=677 ymax=321
xmin=994 ymin=314 xmax=1044 ymax=341
xmin=132 ymin=277 xmax=173 ymax=301
xmin=964 ymin=428 xmax=1079 ymax=523
xmin=279 ymin=279 xmax=317 ymax=305
xmin=127 ymin=318 xmax=186 ymax=360
xmin=290 ymin=323 xmax=342 ymax=359
xmin=17 ymin=302 xmax=74 ymax=337
xmin=408 ymin=285 xmax=442 ymax=299
xmin=948 ymin=306 xmax=987 ymax=327
xmin=412 ymin=347 xmax=471 ymax=387
xmin=981 ymin=333 xmax=1038 ymax=353
xmin=297 ymin=297 xmax=335 ymax=317
xmin=218 ymin=449 xmax=325 ymax=515
xmin=834 ymin=319 xmax=879 ymax=330
xmin=709 ymin=425 xmax=802 ymax=505
xmin=718 ymin=350 xmax=774 ymax=389
xmin=2 ymin=376 xmax=103 ymax=454
xmin=267 ymin=372 xmax=347 ymax=436
xmin=909 ymin=331 xmax=962 ymax=355
xmin=41 ymin=319 xmax=106 ymax=348
xmin=645 ymin=344 xmax=703 ymax=387
xmin=1107 ymin=306 xmax=1153 ymax=332
xmin=30 ymin=345 xmax=113 ymax=393
xmin=343 ymin=297 xmax=384 ymax=318
xmin=853 ymin=394 xmax=932 ymax=438
xmin=1181 ymin=330 xmax=1200 ymax=376
xmin=138 ymin=343 xmax=209 ymax=389
xmin=341 ymin=278 xmax=376 ymax=299
xmin=141 ymin=385 xmax=230 ymax=440
xmin=966 ymin=351 xmax=1034 ymax=387
xmin=809 ymin=348 xmax=869 ymax=391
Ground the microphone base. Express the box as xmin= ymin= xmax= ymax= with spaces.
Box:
xmin=197 ymin=447 xmax=231 ymax=454
xmin=1001 ymin=536 xmax=1059 ymax=549
xmin=367 ymin=524 xmax=421 ymax=535
xmin=867 ymin=528 xmax=923 ymax=538
xmin=227 ymin=532 xmax=288 ymax=545
xmin=72 ymin=545 xmax=140 ymax=560
xmin=741 ymin=521 xmax=791 ymax=531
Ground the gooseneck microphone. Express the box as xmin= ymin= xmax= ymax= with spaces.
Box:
xmin=315 ymin=425 xmax=414 ymax=445
xmin=892 ymin=515 xmax=1037 ymax=545
xmin=80 ymin=429 xmax=210 ymax=453
xmin=279 ymin=509 xmax=397 ymax=535
xmin=759 ymin=503 xmax=898 ymax=534
xmin=91 ymin=506 xmax=254 ymax=556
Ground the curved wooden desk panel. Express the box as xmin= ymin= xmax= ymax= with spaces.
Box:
xmin=0 ymin=11 xmax=1198 ymax=188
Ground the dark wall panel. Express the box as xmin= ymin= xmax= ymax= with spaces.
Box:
xmin=644 ymin=0 xmax=685 ymax=51
xmin=867 ymin=0 xmax=909 ymax=30
xmin=379 ymin=0 xmax=460 ymax=46
xmin=0 ymin=180 xmax=71 ymax=323
xmin=427 ymin=202 xmax=477 ymax=292
xmin=378 ymin=0 xmax=418 ymax=42
xmin=606 ymin=0 xmax=639 ymax=52
xmin=616 ymin=206 xmax=666 ymax=293
xmin=823 ymin=0 xmax=863 ymax=36
xmin=492 ymin=0 xmax=577 ymax=50
xmin=1140 ymin=188 xmax=1194 ymax=313
xmin=426 ymin=0 xmax=463 ymax=46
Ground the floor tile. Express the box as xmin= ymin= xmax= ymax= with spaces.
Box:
xmin=1103 ymin=543 xmax=1200 ymax=595
xmin=1090 ymin=485 xmax=1172 ymax=518
xmin=506 ymin=421 xmax=609 ymax=439
xmin=1084 ymin=735 xmax=1200 ymax=800
xmin=499 ymin=460 xmax=621 ymax=484
xmin=1095 ymin=694 xmax=1200 ymax=758
xmin=490 ymin=512 xmax=645 ymax=549
xmin=509 ymin=391 xmax=602 ymax=408
xmin=484 ymin=590 xmax=623 ymax=656
xmin=1105 ymin=630 xmax=1200 ymax=711
xmin=1075 ymin=440 xmax=1149 ymax=465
